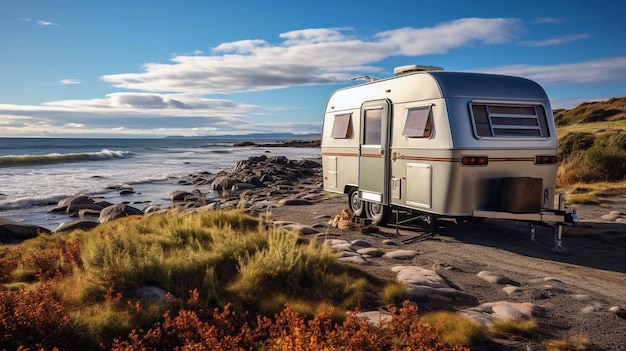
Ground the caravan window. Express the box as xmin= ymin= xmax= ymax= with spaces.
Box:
xmin=402 ymin=106 xmax=432 ymax=138
xmin=330 ymin=113 xmax=352 ymax=139
xmin=470 ymin=103 xmax=550 ymax=138
xmin=363 ymin=108 xmax=382 ymax=145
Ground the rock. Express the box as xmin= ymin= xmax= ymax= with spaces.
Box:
xmin=132 ymin=286 xmax=173 ymax=302
xmin=170 ymin=190 xmax=193 ymax=202
xmin=477 ymin=271 xmax=512 ymax=285
xmin=381 ymin=239 xmax=401 ymax=246
xmin=329 ymin=242 xmax=355 ymax=252
xmin=406 ymin=285 xmax=474 ymax=302
xmin=395 ymin=266 xmax=450 ymax=289
xmin=52 ymin=220 xmax=99 ymax=233
xmin=350 ymin=239 xmax=372 ymax=247
xmin=231 ymin=183 xmax=257 ymax=191
xmin=601 ymin=213 xmax=621 ymax=221
xmin=461 ymin=301 xmax=544 ymax=326
xmin=279 ymin=223 xmax=319 ymax=235
xmin=79 ymin=209 xmax=102 ymax=218
xmin=609 ymin=306 xmax=626 ymax=318
xmin=66 ymin=203 xmax=106 ymax=214
xmin=356 ymin=247 xmax=385 ymax=257
xmin=119 ymin=187 xmax=135 ymax=195
xmin=0 ymin=218 xmax=51 ymax=243
xmin=355 ymin=311 xmax=393 ymax=325
xmin=382 ymin=249 xmax=419 ymax=260
xmin=277 ymin=198 xmax=314 ymax=206
xmin=581 ymin=302 xmax=604 ymax=313
xmin=57 ymin=195 xmax=95 ymax=208
xmin=458 ymin=310 xmax=495 ymax=327
xmin=212 ymin=176 xmax=237 ymax=191
xmin=99 ymin=203 xmax=144 ymax=223
xmin=338 ymin=255 xmax=370 ymax=265
xmin=392 ymin=265 xmax=476 ymax=302
xmin=502 ymin=285 xmax=523 ymax=295
xmin=572 ymin=294 xmax=591 ymax=301
xmin=543 ymin=277 xmax=563 ymax=283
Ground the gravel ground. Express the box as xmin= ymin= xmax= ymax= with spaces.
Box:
xmin=269 ymin=193 xmax=626 ymax=350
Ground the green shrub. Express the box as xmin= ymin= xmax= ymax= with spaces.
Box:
xmin=557 ymin=131 xmax=626 ymax=186
xmin=558 ymin=132 xmax=595 ymax=159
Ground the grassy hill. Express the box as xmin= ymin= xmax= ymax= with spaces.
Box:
xmin=554 ymin=97 xmax=626 ymax=202
xmin=554 ymin=96 xmax=626 ymax=126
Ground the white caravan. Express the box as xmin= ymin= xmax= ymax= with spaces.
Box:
xmin=321 ymin=65 xmax=577 ymax=251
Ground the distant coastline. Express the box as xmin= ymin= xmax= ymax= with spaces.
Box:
xmin=233 ymin=139 xmax=320 ymax=148
xmin=163 ymin=132 xmax=321 ymax=140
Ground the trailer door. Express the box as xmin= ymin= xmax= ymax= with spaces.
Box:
xmin=358 ymin=100 xmax=391 ymax=205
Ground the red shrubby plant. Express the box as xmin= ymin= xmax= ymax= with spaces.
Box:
xmin=0 ymin=282 xmax=70 ymax=350
xmin=111 ymin=301 xmax=468 ymax=351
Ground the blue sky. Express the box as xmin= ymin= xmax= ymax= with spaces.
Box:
xmin=0 ymin=0 xmax=624 ymax=138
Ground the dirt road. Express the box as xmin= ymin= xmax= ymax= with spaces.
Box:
xmin=270 ymin=193 xmax=626 ymax=350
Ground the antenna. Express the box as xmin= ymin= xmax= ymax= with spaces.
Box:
xmin=349 ymin=75 xmax=379 ymax=82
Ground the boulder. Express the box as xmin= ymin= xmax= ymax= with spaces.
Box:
xmin=170 ymin=190 xmax=193 ymax=202
xmin=211 ymin=176 xmax=237 ymax=191
xmin=99 ymin=203 xmax=144 ymax=223
xmin=0 ymin=218 xmax=50 ymax=243
xmin=53 ymin=220 xmax=99 ymax=233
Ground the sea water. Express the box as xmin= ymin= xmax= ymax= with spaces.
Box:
xmin=0 ymin=138 xmax=321 ymax=230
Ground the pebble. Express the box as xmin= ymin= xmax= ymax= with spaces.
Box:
xmin=502 ymin=285 xmax=523 ymax=295
xmin=609 ymin=306 xmax=626 ymax=318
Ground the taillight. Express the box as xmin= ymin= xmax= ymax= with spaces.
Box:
xmin=461 ymin=156 xmax=488 ymax=166
xmin=535 ymin=155 xmax=558 ymax=165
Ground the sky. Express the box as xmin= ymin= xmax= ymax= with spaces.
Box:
xmin=0 ymin=0 xmax=624 ymax=138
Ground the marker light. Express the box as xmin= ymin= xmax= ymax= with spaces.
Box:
xmin=461 ymin=156 xmax=488 ymax=166
xmin=535 ymin=155 xmax=558 ymax=164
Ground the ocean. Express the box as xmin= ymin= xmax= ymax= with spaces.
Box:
xmin=0 ymin=138 xmax=321 ymax=231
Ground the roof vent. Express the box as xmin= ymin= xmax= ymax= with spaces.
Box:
xmin=394 ymin=64 xmax=444 ymax=76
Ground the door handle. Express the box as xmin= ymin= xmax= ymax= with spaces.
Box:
xmin=379 ymin=149 xmax=385 ymax=156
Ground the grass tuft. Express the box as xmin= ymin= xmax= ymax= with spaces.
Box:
xmin=420 ymin=311 xmax=485 ymax=346
xmin=543 ymin=335 xmax=590 ymax=351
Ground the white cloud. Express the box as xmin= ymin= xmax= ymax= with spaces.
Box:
xmin=37 ymin=20 xmax=58 ymax=26
xmin=375 ymin=18 xmax=522 ymax=55
xmin=519 ymin=34 xmax=591 ymax=47
xmin=475 ymin=56 xmax=626 ymax=85
xmin=535 ymin=17 xmax=563 ymax=24
xmin=60 ymin=79 xmax=81 ymax=85
xmin=102 ymin=18 xmax=521 ymax=95
xmin=66 ymin=123 xmax=84 ymax=128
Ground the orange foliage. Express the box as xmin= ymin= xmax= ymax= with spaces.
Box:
xmin=0 ymin=283 xmax=70 ymax=350
xmin=111 ymin=301 xmax=468 ymax=351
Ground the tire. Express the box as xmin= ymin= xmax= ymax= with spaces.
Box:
xmin=348 ymin=188 xmax=364 ymax=217
xmin=366 ymin=201 xmax=391 ymax=226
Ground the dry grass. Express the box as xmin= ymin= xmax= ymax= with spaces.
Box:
xmin=543 ymin=335 xmax=590 ymax=351
xmin=562 ymin=180 xmax=626 ymax=204
xmin=419 ymin=311 xmax=485 ymax=347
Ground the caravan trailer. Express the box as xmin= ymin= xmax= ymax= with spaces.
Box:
xmin=321 ymin=65 xmax=577 ymax=251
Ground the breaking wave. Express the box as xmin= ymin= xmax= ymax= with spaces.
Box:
xmin=0 ymin=149 xmax=133 ymax=167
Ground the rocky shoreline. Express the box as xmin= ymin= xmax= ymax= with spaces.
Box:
xmin=0 ymin=155 xmax=326 ymax=242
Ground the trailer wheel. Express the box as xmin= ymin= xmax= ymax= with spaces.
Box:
xmin=366 ymin=202 xmax=391 ymax=226
xmin=348 ymin=188 xmax=364 ymax=217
